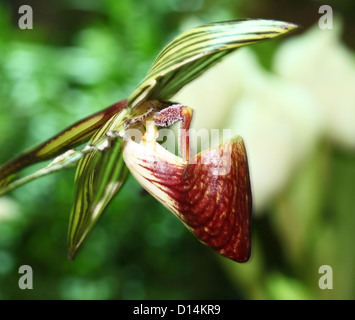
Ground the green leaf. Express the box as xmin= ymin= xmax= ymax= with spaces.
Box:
xmin=127 ymin=19 xmax=298 ymax=107
xmin=0 ymin=100 xmax=127 ymax=188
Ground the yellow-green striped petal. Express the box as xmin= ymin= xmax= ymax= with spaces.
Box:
xmin=127 ymin=19 xmax=298 ymax=107
xmin=0 ymin=100 xmax=126 ymax=188
xmin=67 ymin=107 xmax=131 ymax=258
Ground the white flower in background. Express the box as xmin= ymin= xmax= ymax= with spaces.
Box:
xmin=274 ymin=21 xmax=355 ymax=150
xmin=174 ymin=50 xmax=245 ymax=131
xmin=226 ymin=50 xmax=323 ymax=211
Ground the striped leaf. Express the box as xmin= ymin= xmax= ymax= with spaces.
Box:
xmin=127 ymin=19 xmax=298 ymax=107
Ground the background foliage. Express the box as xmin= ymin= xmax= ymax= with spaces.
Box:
xmin=0 ymin=0 xmax=354 ymax=299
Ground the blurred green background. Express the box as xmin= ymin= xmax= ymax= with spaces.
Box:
xmin=0 ymin=0 xmax=354 ymax=300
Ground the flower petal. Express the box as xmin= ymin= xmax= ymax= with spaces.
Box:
xmin=123 ymin=136 xmax=252 ymax=262
xmin=67 ymin=113 xmax=130 ymax=259
xmin=128 ymin=19 xmax=298 ymax=107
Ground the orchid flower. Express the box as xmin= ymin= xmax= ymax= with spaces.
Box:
xmin=0 ymin=19 xmax=297 ymax=262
